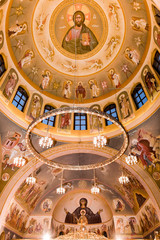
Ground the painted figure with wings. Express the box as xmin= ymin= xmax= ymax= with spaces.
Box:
xmin=106 ymin=36 xmax=120 ymax=58
xmin=36 ymin=14 xmax=48 ymax=32
xmin=8 ymin=22 xmax=27 ymax=38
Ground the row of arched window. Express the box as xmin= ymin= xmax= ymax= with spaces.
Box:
xmin=11 ymin=83 xmax=148 ymax=130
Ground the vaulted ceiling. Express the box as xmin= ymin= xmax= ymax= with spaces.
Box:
xmin=0 ymin=0 xmax=160 ymax=239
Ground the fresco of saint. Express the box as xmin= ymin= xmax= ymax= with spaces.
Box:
xmin=62 ymin=11 xmax=98 ymax=54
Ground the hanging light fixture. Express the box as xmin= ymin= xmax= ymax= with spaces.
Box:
xmin=93 ymin=135 xmax=107 ymax=148
xmin=93 ymin=114 xmax=107 ymax=148
xmin=56 ymin=170 xmax=65 ymax=194
xmin=14 ymin=156 xmax=26 ymax=167
xmin=119 ymin=172 xmax=129 ymax=184
xmin=26 ymin=107 xmax=129 ymax=170
xmin=39 ymin=136 xmax=53 ymax=148
xmin=26 ymin=157 xmax=37 ymax=185
xmin=26 ymin=175 xmax=36 ymax=185
xmin=91 ymin=169 xmax=100 ymax=194
xmin=125 ymin=154 xmax=137 ymax=165
xmin=39 ymin=117 xmax=53 ymax=148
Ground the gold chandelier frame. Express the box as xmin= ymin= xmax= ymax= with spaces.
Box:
xmin=25 ymin=107 xmax=128 ymax=170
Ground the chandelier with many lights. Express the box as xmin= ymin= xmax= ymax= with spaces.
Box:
xmin=91 ymin=169 xmax=100 ymax=194
xmin=125 ymin=154 xmax=138 ymax=165
xmin=93 ymin=135 xmax=107 ymax=148
xmin=26 ymin=176 xmax=36 ymax=185
xmin=56 ymin=170 xmax=65 ymax=194
xmin=39 ymin=136 xmax=53 ymax=148
xmin=118 ymin=173 xmax=129 ymax=184
xmin=25 ymin=107 xmax=128 ymax=170
xmin=14 ymin=156 xmax=26 ymax=167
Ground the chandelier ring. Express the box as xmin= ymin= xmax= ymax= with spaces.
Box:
xmin=25 ymin=107 xmax=128 ymax=170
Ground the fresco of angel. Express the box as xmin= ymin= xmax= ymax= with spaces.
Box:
xmin=18 ymin=50 xmax=34 ymax=68
xmin=88 ymin=79 xmax=99 ymax=98
xmin=63 ymin=80 xmax=73 ymax=99
xmin=8 ymin=22 xmax=27 ymax=38
xmin=61 ymin=60 xmax=77 ymax=72
xmin=106 ymin=36 xmax=120 ymax=58
xmin=108 ymin=68 xmax=121 ymax=88
xmin=130 ymin=17 xmax=149 ymax=31
xmin=94 ymin=183 xmax=114 ymax=195
xmin=40 ymin=70 xmax=52 ymax=90
xmin=125 ymin=47 xmax=140 ymax=65
xmin=36 ymin=14 xmax=48 ymax=32
xmin=41 ymin=40 xmax=54 ymax=61
xmin=83 ymin=59 xmax=103 ymax=70
xmin=108 ymin=3 xmax=120 ymax=29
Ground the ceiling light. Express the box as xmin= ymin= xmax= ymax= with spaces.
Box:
xmin=14 ymin=156 xmax=26 ymax=167
xmin=91 ymin=169 xmax=100 ymax=194
xmin=25 ymin=107 xmax=129 ymax=170
xmin=93 ymin=134 xmax=107 ymax=148
xmin=56 ymin=170 xmax=65 ymax=194
xmin=26 ymin=176 xmax=36 ymax=185
xmin=119 ymin=174 xmax=129 ymax=184
xmin=91 ymin=185 xmax=100 ymax=194
xmin=125 ymin=154 xmax=137 ymax=165
xmin=56 ymin=186 xmax=65 ymax=194
xmin=39 ymin=136 xmax=53 ymax=148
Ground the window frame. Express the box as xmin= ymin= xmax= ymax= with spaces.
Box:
xmin=42 ymin=105 xmax=56 ymax=127
xmin=12 ymin=86 xmax=28 ymax=112
xmin=104 ymin=104 xmax=119 ymax=126
xmin=132 ymin=83 xmax=148 ymax=109
xmin=74 ymin=113 xmax=87 ymax=130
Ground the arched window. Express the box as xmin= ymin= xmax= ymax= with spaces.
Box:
xmin=0 ymin=54 xmax=6 ymax=77
xmin=152 ymin=50 xmax=160 ymax=75
xmin=42 ymin=105 xmax=56 ymax=127
xmin=12 ymin=86 xmax=28 ymax=111
xmin=74 ymin=113 xmax=87 ymax=130
xmin=104 ymin=104 xmax=119 ymax=126
xmin=132 ymin=83 xmax=147 ymax=109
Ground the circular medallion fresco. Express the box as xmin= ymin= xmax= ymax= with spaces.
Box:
xmin=7 ymin=0 xmax=150 ymax=101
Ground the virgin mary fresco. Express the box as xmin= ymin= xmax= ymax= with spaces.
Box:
xmin=64 ymin=198 xmax=103 ymax=224
xmin=62 ymin=11 xmax=98 ymax=54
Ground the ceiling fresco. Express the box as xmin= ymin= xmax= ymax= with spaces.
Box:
xmin=7 ymin=0 xmax=150 ymax=101
xmin=0 ymin=0 xmax=160 ymax=239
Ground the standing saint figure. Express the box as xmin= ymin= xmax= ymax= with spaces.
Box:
xmin=76 ymin=82 xmax=86 ymax=102
xmin=62 ymin=11 xmax=98 ymax=54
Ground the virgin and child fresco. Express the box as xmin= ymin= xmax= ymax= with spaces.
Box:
xmin=64 ymin=198 xmax=102 ymax=224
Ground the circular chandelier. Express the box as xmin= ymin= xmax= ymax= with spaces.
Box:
xmin=25 ymin=107 xmax=128 ymax=170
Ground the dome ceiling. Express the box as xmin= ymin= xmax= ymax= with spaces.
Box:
xmin=7 ymin=0 xmax=150 ymax=101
